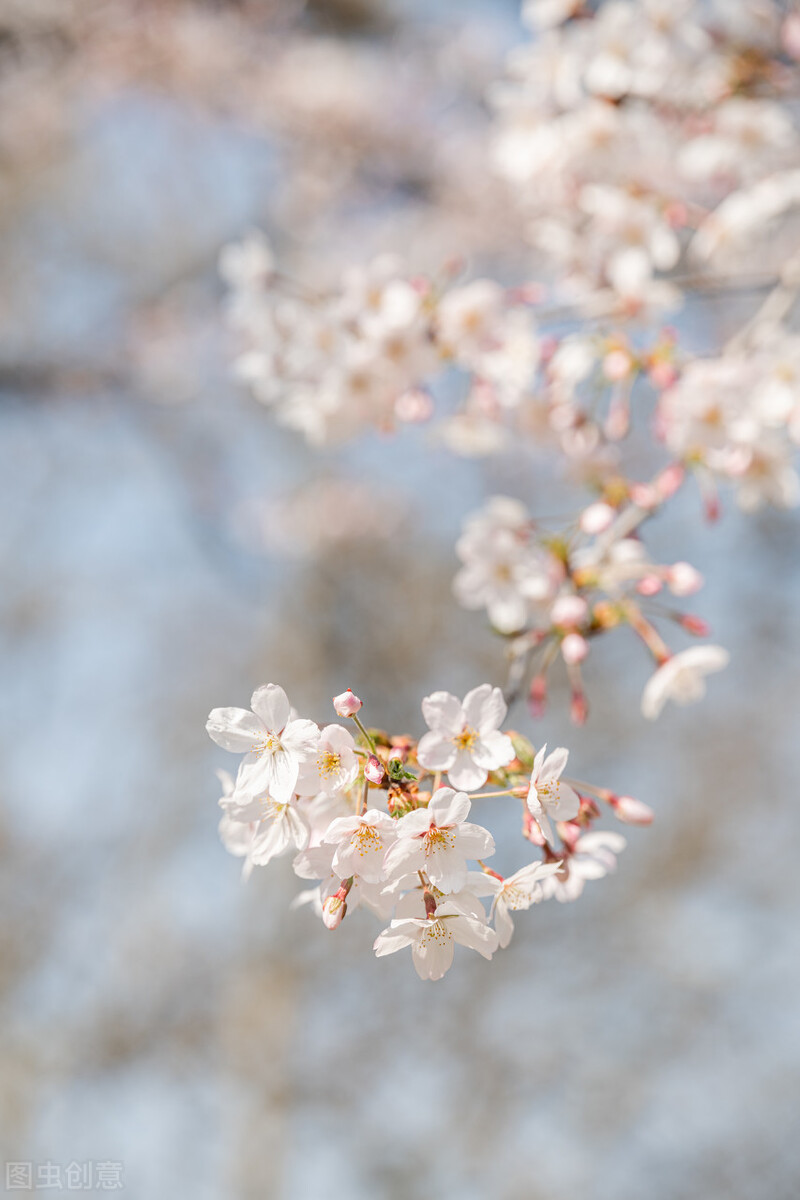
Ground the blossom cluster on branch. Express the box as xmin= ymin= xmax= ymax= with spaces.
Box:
xmin=208 ymin=684 xmax=639 ymax=980
xmin=207 ymin=0 xmax=800 ymax=975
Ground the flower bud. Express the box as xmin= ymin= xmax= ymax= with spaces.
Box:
xmin=579 ymin=501 xmax=615 ymax=535
xmin=365 ymin=754 xmax=385 ymax=785
xmin=570 ymin=690 xmax=588 ymax=725
xmin=680 ymin=613 xmax=710 ymax=637
xmin=551 ymin=594 xmax=589 ymax=628
xmin=322 ymin=887 xmax=349 ymax=930
xmin=667 ymin=562 xmax=703 ymax=596
xmin=562 ymin=632 xmax=589 ymax=665
xmin=611 ymin=795 xmax=654 ymax=826
xmin=636 ymin=574 xmax=663 ymax=597
xmin=528 ymin=674 xmax=547 ymax=719
xmin=333 ymin=688 xmax=362 ymax=718
xmin=395 ymin=387 xmax=434 ymax=424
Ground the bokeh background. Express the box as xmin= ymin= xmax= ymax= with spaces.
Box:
xmin=2 ymin=1 xmax=800 ymax=1197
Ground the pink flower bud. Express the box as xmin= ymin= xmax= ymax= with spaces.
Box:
xmin=333 ymin=689 xmax=362 ymax=718
xmin=649 ymin=361 xmax=678 ymax=389
xmin=681 ymin=613 xmax=710 ymax=637
xmin=395 ymin=387 xmax=434 ymax=424
xmin=630 ymin=483 xmax=659 ymax=509
xmin=388 ymin=746 xmax=405 ymax=763
xmin=580 ymin=501 xmax=615 ymax=535
xmin=570 ymin=690 xmax=588 ymax=725
xmin=365 ymin=755 xmax=385 ymax=785
xmin=667 ymin=562 xmax=703 ymax=596
xmin=562 ymin=633 xmax=589 ymax=665
xmin=551 ymin=594 xmax=589 ymax=628
xmin=636 ymin=574 xmax=663 ymax=597
xmin=322 ymin=888 xmax=349 ymax=930
xmin=528 ymin=674 xmax=547 ymax=719
xmin=603 ymin=349 xmax=633 ymax=382
xmin=655 ymin=462 xmax=685 ymax=498
xmin=611 ymin=795 xmax=654 ymax=826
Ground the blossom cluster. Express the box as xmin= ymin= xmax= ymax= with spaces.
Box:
xmin=207 ymin=683 xmax=641 ymax=980
xmin=454 ymin=490 xmax=729 ymax=723
xmin=492 ymin=0 xmax=800 ymax=309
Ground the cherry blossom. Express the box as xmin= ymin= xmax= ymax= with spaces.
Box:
xmin=526 ymin=745 xmax=581 ymax=846
xmin=416 ymin=685 xmax=515 ymax=791
xmin=373 ymin=900 xmax=499 ymax=980
xmin=383 ymin=788 xmax=495 ymax=893
xmin=540 ymin=832 xmax=627 ymax=903
xmin=322 ymin=810 xmax=397 ymax=884
xmin=471 ymin=862 xmax=561 ymax=948
xmin=641 ymin=645 xmax=730 ymax=719
xmin=206 ymin=684 xmax=320 ymax=803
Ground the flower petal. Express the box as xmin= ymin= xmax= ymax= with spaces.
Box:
xmin=206 ymin=708 xmax=264 ymax=753
xmin=251 ymin=683 xmax=291 ymax=733
xmin=421 ymin=691 xmax=464 ymax=736
xmin=429 ymin=787 xmax=471 ymax=828
xmin=417 ymin=731 xmax=457 ymax=772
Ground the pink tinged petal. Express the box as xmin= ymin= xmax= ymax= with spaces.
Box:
xmin=206 ymin=708 xmax=265 ymax=753
xmin=293 ymin=843 xmax=335 ymax=880
xmin=532 ymin=743 xmax=547 ymax=777
xmin=471 ymin=730 xmax=515 ymax=771
xmin=641 ymin=668 xmax=672 ymax=719
xmin=447 ymin=750 xmax=488 ymax=792
xmin=531 ymin=802 xmax=554 ymax=847
xmin=421 ymin=691 xmax=465 ymax=736
xmin=429 ymin=788 xmax=471 ymax=828
xmin=282 ymin=719 xmax=321 ymax=761
xmin=417 ymin=731 xmax=458 ymax=772
xmin=250 ymin=683 xmax=291 ymax=733
xmin=456 ymin=823 xmax=495 ymax=859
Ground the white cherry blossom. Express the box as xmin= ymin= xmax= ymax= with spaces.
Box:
xmin=526 ymin=744 xmax=581 ymax=846
xmin=373 ymin=900 xmax=499 ymax=980
xmin=416 ymin=685 xmax=515 ymax=791
xmin=641 ymin=645 xmax=730 ymax=719
xmin=296 ymin=723 xmax=358 ymax=797
xmin=206 ymin=684 xmax=320 ymax=803
xmin=470 ymin=862 xmax=561 ymax=948
xmin=540 ymin=832 xmax=627 ymax=903
xmin=383 ymin=787 xmax=495 ymax=893
xmin=322 ymin=809 xmax=397 ymax=883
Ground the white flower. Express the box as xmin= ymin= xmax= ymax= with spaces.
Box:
xmin=322 ymin=809 xmax=397 ymax=883
xmin=641 ymin=645 xmax=729 ymax=719
xmin=373 ymin=900 xmax=498 ymax=980
xmin=540 ymin=831 xmax=626 ymax=902
xmin=296 ymin=723 xmax=358 ymax=796
xmin=207 ymin=683 xmax=320 ymax=803
xmin=218 ymin=812 xmax=257 ymax=881
xmin=416 ymin=685 xmax=515 ymax=791
xmin=470 ymin=862 xmax=561 ymax=948
xmin=526 ymin=744 xmax=580 ymax=845
xmin=383 ymin=788 xmax=495 ymax=893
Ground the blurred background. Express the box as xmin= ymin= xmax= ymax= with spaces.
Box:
xmin=2 ymin=1 xmax=800 ymax=1197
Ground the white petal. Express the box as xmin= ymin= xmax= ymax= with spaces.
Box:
xmin=417 ymin=731 xmax=457 ymax=772
xmin=447 ymin=749 xmax=488 ymax=792
xmin=429 ymin=788 xmax=471 ymax=828
xmin=250 ymin=683 xmax=291 ymax=732
xmin=464 ymin=684 xmax=507 ymax=734
xmin=421 ymin=691 xmax=464 ymax=735
xmin=206 ymin=708 xmax=264 ymax=753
